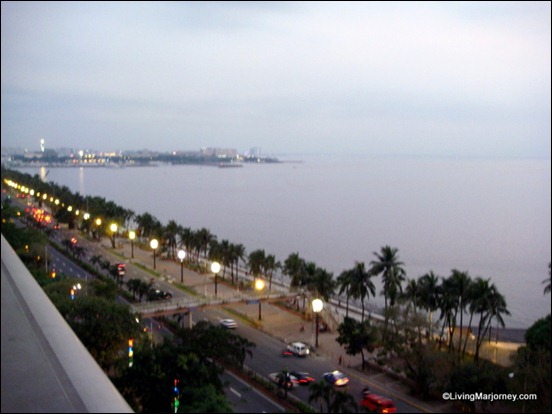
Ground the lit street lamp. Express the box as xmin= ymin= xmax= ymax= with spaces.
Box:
xmin=255 ymin=278 xmax=265 ymax=320
xmin=150 ymin=239 xmax=159 ymax=270
xmin=128 ymin=230 xmax=136 ymax=259
xmin=110 ymin=223 xmax=118 ymax=248
xmin=312 ymin=298 xmax=324 ymax=348
xmin=212 ymin=262 xmax=221 ymax=297
xmin=95 ymin=218 xmax=102 ymax=240
xmin=178 ymin=249 xmax=186 ymax=283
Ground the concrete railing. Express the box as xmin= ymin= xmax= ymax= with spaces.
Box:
xmin=1 ymin=234 xmax=133 ymax=413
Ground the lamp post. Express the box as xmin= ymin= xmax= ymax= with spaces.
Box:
xmin=128 ymin=230 xmax=136 ymax=259
xmin=150 ymin=239 xmax=159 ymax=270
xmin=211 ymin=262 xmax=221 ymax=297
xmin=95 ymin=218 xmax=102 ymax=240
xmin=255 ymin=278 xmax=265 ymax=320
xmin=312 ymin=298 xmax=324 ymax=348
xmin=110 ymin=223 xmax=118 ymax=248
xmin=178 ymin=250 xmax=186 ymax=283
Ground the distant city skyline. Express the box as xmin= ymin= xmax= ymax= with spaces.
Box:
xmin=1 ymin=2 xmax=550 ymax=159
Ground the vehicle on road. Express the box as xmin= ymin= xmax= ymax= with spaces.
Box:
xmin=322 ymin=370 xmax=349 ymax=387
xmin=220 ymin=319 xmax=238 ymax=329
xmin=289 ymin=371 xmax=315 ymax=385
xmin=285 ymin=341 xmax=310 ymax=357
xmin=268 ymin=372 xmax=298 ymax=390
xmin=360 ymin=393 xmax=397 ymax=413
xmin=147 ymin=289 xmax=172 ymax=300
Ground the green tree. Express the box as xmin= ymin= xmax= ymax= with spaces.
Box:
xmin=308 ymin=379 xmax=334 ymax=413
xmin=347 ymin=261 xmax=376 ymax=322
xmin=336 ymin=316 xmax=379 ymax=371
xmin=370 ymin=245 xmax=406 ymax=331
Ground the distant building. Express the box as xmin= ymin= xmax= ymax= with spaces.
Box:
xmin=200 ymin=147 xmax=237 ymax=158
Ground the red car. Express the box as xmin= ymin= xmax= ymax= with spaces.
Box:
xmin=360 ymin=393 xmax=397 ymax=413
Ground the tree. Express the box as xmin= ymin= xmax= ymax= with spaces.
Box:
xmin=274 ymin=368 xmax=293 ymax=399
xmin=336 ymin=269 xmax=353 ymax=318
xmin=449 ymin=269 xmax=472 ymax=358
xmin=370 ymin=245 xmax=406 ymax=319
xmin=417 ymin=271 xmax=441 ymax=341
xmin=336 ymin=316 xmax=379 ymax=371
xmin=347 ymin=262 xmax=376 ymax=322
xmin=248 ymin=249 xmax=266 ymax=277
xmin=308 ymin=379 xmax=334 ymax=413
xmin=283 ymin=252 xmax=307 ymax=288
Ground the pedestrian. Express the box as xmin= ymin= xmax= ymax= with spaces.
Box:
xmin=338 ymin=355 xmax=342 ymax=365
xmin=300 ymin=324 xmax=305 ymax=333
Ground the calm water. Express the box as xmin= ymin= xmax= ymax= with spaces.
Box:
xmin=17 ymin=155 xmax=551 ymax=328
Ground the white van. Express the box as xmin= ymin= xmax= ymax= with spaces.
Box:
xmin=287 ymin=341 xmax=310 ymax=357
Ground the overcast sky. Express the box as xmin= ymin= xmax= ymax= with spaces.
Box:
xmin=1 ymin=1 xmax=550 ymax=157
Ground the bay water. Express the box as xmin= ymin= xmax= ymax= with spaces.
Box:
xmin=16 ymin=155 xmax=551 ymax=328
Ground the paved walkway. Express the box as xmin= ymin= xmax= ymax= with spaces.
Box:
xmin=97 ymin=236 xmax=521 ymax=413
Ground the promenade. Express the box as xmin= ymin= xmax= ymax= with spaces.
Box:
xmin=97 ymin=235 xmax=523 ymax=413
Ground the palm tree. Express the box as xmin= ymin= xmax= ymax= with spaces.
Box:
xmin=417 ymin=271 xmax=440 ymax=340
xmin=370 ymin=245 xmax=406 ymax=310
xmin=274 ymin=369 xmax=293 ymax=399
xmin=462 ymin=277 xmax=488 ymax=356
xmin=264 ymin=254 xmax=280 ymax=290
xmin=311 ymin=267 xmax=335 ymax=302
xmin=329 ymin=390 xmax=358 ymax=413
xmin=162 ymin=219 xmax=181 ymax=260
xmin=196 ymin=228 xmax=215 ymax=267
xmin=450 ymin=269 xmax=472 ymax=357
xmin=347 ymin=262 xmax=376 ymax=322
xmin=370 ymin=246 xmax=406 ymax=331
xmin=283 ymin=252 xmax=307 ymax=288
xmin=248 ymin=249 xmax=266 ymax=278
xmin=471 ymin=280 xmax=510 ymax=363
xmin=336 ymin=269 xmax=353 ymax=317
xmin=229 ymin=243 xmax=246 ymax=285
xmin=90 ymin=254 xmax=103 ymax=270
xmin=308 ymin=379 xmax=334 ymax=413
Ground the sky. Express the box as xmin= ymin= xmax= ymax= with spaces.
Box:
xmin=1 ymin=1 xmax=550 ymax=158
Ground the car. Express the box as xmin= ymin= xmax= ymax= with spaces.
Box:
xmin=286 ymin=341 xmax=310 ymax=357
xmin=360 ymin=393 xmax=397 ymax=413
xmin=219 ymin=319 xmax=237 ymax=329
xmin=322 ymin=370 xmax=349 ymax=387
xmin=289 ymin=371 xmax=315 ymax=385
xmin=147 ymin=289 xmax=172 ymax=300
xmin=268 ymin=372 xmax=298 ymax=390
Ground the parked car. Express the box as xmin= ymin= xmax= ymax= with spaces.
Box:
xmin=289 ymin=371 xmax=315 ymax=385
xmin=322 ymin=370 xmax=349 ymax=387
xmin=219 ymin=319 xmax=237 ymax=329
xmin=360 ymin=393 xmax=397 ymax=413
xmin=268 ymin=372 xmax=298 ymax=390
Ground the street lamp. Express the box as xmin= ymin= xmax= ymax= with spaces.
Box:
xmin=178 ymin=249 xmax=186 ymax=283
xmin=110 ymin=223 xmax=118 ymax=248
xmin=128 ymin=230 xmax=136 ymax=258
xmin=312 ymin=298 xmax=324 ymax=348
xmin=150 ymin=239 xmax=159 ymax=270
xmin=95 ymin=218 xmax=102 ymax=240
xmin=255 ymin=278 xmax=265 ymax=320
xmin=211 ymin=262 xmax=221 ymax=297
